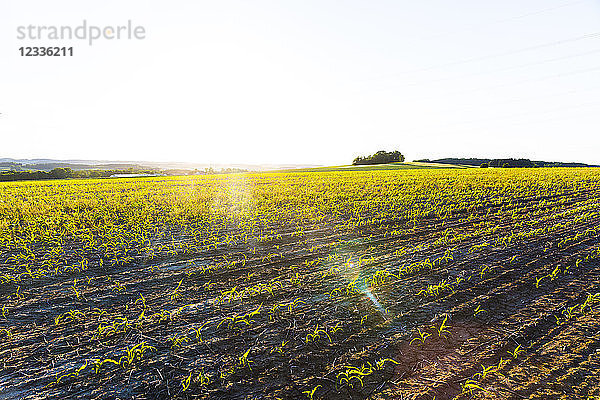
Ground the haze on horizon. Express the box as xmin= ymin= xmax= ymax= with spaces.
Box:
xmin=1 ymin=0 xmax=600 ymax=166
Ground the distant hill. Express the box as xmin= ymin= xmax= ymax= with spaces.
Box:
xmin=0 ymin=158 xmax=320 ymax=172
xmin=415 ymin=158 xmax=599 ymax=168
xmin=272 ymin=161 xmax=467 ymax=173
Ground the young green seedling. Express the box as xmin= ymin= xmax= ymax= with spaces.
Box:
xmin=182 ymin=371 xmax=193 ymax=391
xmin=409 ymin=328 xmax=431 ymax=345
xmin=461 ymin=379 xmax=490 ymax=395
xmin=305 ymin=324 xmax=332 ymax=344
xmin=170 ymin=278 xmax=184 ymax=301
xmin=302 ymin=385 xmax=322 ymax=400
xmin=473 ymin=305 xmax=485 ymax=317
xmin=435 ymin=315 xmax=451 ymax=338
xmin=507 ymin=344 xmax=524 ymax=359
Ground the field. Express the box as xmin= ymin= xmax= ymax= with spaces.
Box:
xmin=275 ymin=161 xmax=468 ymax=173
xmin=1 ymin=168 xmax=600 ymax=400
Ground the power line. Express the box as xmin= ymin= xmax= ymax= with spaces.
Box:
xmin=359 ymin=31 xmax=600 ymax=82
xmin=364 ymin=47 xmax=600 ymax=91
xmin=417 ymin=105 xmax=600 ymax=143
xmin=441 ymin=64 xmax=600 ymax=97
xmin=351 ymin=63 xmax=600 ymax=104
xmin=413 ymin=83 xmax=600 ymax=118
xmin=490 ymin=0 xmax=587 ymax=23
xmin=421 ymin=0 xmax=588 ymax=41
xmin=439 ymin=100 xmax=600 ymax=129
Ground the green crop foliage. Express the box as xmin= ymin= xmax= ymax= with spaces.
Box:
xmin=54 ymin=309 xmax=85 ymax=326
xmin=473 ymin=305 xmax=485 ymax=317
xmin=535 ymin=275 xmax=545 ymax=288
xmin=134 ymin=293 xmax=148 ymax=309
xmin=270 ymin=340 xmax=289 ymax=355
xmin=305 ymin=324 xmax=332 ymax=344
xmin=169 ymin=334 xmax=190 ymax=350
xmin=330 ymin=322 xmax=343 ymax=335
xmin=217 ymin=303 xmax=262 ymax=330
xmin=0 ymin=328 xmax=12 ymax=340
xmin=170 ymin=278 xmax=184 ymax=301
xmin=47 ymin=361 xmax=89 ymax=388
xmin=434 ymin=315 xmax=451 ymax=338
xmin=473 ymin=364 xmax=496 ymax=381
xmin=507 ymin=344 xmax=524 ymax=359
xmin=410 ymin=328 xmax=431 ymax=346
xmin=238 ymin=347 xmax=253 ymax=371
xmin=2 ymin=166 xmax=600 ymax=399
xmin=460 ymin=379 xmax=490 ymax=395
xmin=181 ymin=367 xmax=210 ymax=392
xmin=182 ymin=370 xmax=193 ymax=392
xmin=188 ymin=321 xmax=210 ymax=342
xmin=302 ymin=385 xmax=322 ymax=400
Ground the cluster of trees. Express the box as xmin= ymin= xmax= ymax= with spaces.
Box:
xmin=353 ymin=150 xmax=405 ymax=165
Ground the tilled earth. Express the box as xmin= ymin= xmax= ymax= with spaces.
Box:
xmin=1 ymin=175 xmax=600 ymax=400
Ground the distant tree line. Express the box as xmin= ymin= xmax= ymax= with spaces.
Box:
xmin=416 ymin=158 xmax=489 ymax=166
xmin=487 ymin=159 xmax=537 ymax=168
xmin=353 ymin=150 xmax=405 ymax=165
xmin=416 ymin=158 xmax=597 ymax=168
xmin=0 ymin=168 xmax=149 ymax=182
xmin=0 ymin=167 xmax=249 ymax=182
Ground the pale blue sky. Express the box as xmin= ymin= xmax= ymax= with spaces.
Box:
xmin=1 ymin=0 xmax=600 ymax=165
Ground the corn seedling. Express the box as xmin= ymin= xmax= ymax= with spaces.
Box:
xmin=434 ymin=315 xmax=451 ymax=338
xmin=188 ymin=322 xmax=210 ymax=342
xmin=271 ymin=340 xmax=289 ymax=354
xmin=182 ymin=370 xmax=193 ymax=391
xmin=134 ymin=293 xmax=148 ymax=309
xmin=507 ymin=344 xmax=524 ymax=359
xmin=302 ymin=385 xmax=322 ymax=400
xmin=305 ymin=324 xmax=332 ymax=344
xmin=473 ymin=364 xmax=496 ymax=380
xmin=473 ymin=305 xmax=485 ymax=317
xmin=197 ymin=368 xmax=210 ymax=386
xmin=238 ymin=347 xmax=253 ymax=371
xmin=170 ymin=278 xmax=184 ymax=301
xmin=460 ymin=379 xmax=490 ymax=395
xmin=337 ymin=363 xmax=374 ymax=389
xmin=562 ymin=305 xmax=578 ymax=321
xmin=169 ymin=333 xmax=190 ymax=350
xmin=374 ymin=358 xmax=400 ymax=370
xmin=535 ymin=275 xmax=545 ymax=288
xmin=410 ymin=328 xmax=431 ymax=345
xmin=48 ymin=360 xmax=89 ymax=387
xmin=181 ymin=368 xmax=210 ymax=392
xmin=54 ymin=309 xmax=85 ymax=325
xmin=118 ymin=342 xmax=156 ymax=369
xmin=330 ymin=322 xmax=343 ymax=335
